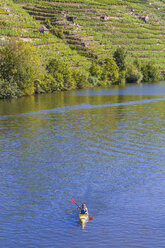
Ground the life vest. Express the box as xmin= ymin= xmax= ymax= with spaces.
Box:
xmin=81 ymin=208 xmax=88 ymax=214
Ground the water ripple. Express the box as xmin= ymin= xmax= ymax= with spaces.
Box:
xmin=0 ymin=97 xmax=165 ymax=119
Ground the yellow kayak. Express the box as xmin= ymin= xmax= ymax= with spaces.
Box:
xmin=79 ymin=212 xmax=88 ymax=227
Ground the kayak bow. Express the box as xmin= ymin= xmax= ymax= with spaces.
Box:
xmin=79 ymin=212 xmax=88 ymax=225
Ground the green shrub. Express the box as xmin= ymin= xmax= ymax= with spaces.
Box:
xmin=0 ymin=78 xmax=21 ymax=99
xmin=89 ymin=61 xmax=102 ymax=79
xmin=0 ymin=39 xmax=45 ymax=96
xmin=88 ymin=76 xmax=98 ymax=86
xmin=72 ymin=70 xmax=89 ymax=89
xmin=141 ymin=62 xmax=160 ymax=82
xmin=46 ymin=58 xmax=76 ymax=90
xmin=41 ymin=74 xmax=58 ymax=92
xmin=163 ymin=71 xmax=165 ymax=80
xmin=126 ymin=65 xmax=143 ymax=83
xmin=133 ymin=58 xmax=142 ymax=71
xmin=101 ymin=56 xmax=119 ymax=85
xmin=118 ymin=70 xmax=126 ymax=85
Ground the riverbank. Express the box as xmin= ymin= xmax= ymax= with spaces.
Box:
xmin=0 ymin=39 xmax=163 ymax=100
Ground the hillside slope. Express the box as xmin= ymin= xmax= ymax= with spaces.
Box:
xmin=0 ymin=0 xmax=165 ymax=70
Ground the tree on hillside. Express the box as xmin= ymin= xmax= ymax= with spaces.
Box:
xmin=133 ymin=58 xmax=142 ymax=70
xmin=102 ymin=56 xmax=119 ymax=84
xmin=72 ymin=69 xmax=89 ymax=89
xmin=89 ymin=61 xmax=102 ymax=79
xmin=141 ymin=62 xmax=160 ymax=82
xmin=46 ymin=58 xmax=76 ymax=90
xmin=126 ymin=65 xmax=143 ymax=83
xmin=0 ymin=39 xmax=45 ymax=95
xmin=113 ymin=47 xmax=127 ymax=71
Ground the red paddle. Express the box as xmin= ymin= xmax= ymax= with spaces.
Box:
xmin=71 ymin=198 xmax=93 ymax=220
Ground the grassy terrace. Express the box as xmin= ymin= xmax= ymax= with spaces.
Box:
xmin=0 ymin=0 xmax=165 ymax=70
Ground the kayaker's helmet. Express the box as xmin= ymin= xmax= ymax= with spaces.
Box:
xmin=82 ymin=203 xmax=86 ymax=209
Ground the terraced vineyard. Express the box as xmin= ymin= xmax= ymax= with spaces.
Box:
xmin=0 ymin=0 xmax=165 ymax=70
xmin=0 ymin=0 xmax=91 ymax=72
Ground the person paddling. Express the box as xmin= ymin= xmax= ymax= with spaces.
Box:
xmin=78 ymin=203 xmax=88 ymax=215
xmin=71 ymin=198 xmax=93 ymax=220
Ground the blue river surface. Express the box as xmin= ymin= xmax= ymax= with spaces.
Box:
xmin=0 ymin=82 xmax=165 ymax=248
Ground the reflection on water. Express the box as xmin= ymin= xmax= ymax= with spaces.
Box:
xmin=0 ymin=82 xmax=165 ymax=248
xmin=1 ymin=97 xmax=165 ymax=119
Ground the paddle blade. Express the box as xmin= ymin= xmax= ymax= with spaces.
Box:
xmin=71 ymin=198 xmax=76 ymax=204
xmin=89 ymin=216 xmax=93 ymax=220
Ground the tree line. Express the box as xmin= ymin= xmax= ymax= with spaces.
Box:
xmin=0 ymin=39 xmax=163 ymax=99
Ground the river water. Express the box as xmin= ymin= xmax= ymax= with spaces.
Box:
xmin=0 ymin=82 xmax=165 ymax=248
